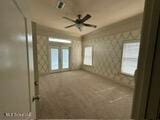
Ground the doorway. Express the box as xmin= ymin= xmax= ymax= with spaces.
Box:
xmin=50 ymin=47 xmax=70 ymax=72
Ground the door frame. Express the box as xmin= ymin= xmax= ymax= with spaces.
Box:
xmin=132 ymin=0 xmax=160 ymax=119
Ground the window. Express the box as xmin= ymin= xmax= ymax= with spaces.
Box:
xmin=51 ymin=48 xmax=59 ymax=70
xmin=50 ymin=47 xmax=70 ymax=71
xmin=121 ymin=42 xmax=140 ymax=76
xmin=49 ymin=37 xmax=71 ymax=43
xmin=62 ymin=48 xmax=69 ymax=69
xmin=83 ymin=46 xmax=92 ymax=65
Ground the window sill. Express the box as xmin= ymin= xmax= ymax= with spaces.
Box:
xmin=120 ymin=72 xmax=134 ymax=77
xmin=83 ymin=64 xmax=92 ymax=67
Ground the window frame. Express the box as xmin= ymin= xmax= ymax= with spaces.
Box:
xmin=83 ymin=46 xmax=93 ymax=66
xmin=120 ymin=40 xmax=140 ymax=77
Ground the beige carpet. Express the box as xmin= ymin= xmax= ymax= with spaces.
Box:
xmin=38 ymin=70 xmax=133 ymax=119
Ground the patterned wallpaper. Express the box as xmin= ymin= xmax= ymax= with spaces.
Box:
xmin=82 ymin=30 xmax=141 ymax=88
xmin=82 ymin=14 xmax=143 ymax=88
xmin=37 ymin=34 xmax=82 ymax=75
xmin=37 ymin=35 xmax=49 ymax=75
xmin=70 ymin=40 xmax=82 ymax=70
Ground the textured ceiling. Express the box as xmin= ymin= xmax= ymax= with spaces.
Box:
xmin=29 ymin=0 xmax=145 ymax=37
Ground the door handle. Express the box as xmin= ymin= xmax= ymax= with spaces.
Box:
xmin=32 ymin=95 xmax=40 ymax=102
xmin=34 ymin=81 xmax=39 ymax=86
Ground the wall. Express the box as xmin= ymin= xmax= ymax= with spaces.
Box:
xmin=35 ymin=24 xmax=82 ymax=75
xmin=82 ymin=14 xmax=143 ymax=88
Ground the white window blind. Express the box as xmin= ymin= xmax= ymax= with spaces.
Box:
xmin=84 ymin=47 xmax=92 ymax=65
xmin=121 ymin=42 xmax=140 ymax=76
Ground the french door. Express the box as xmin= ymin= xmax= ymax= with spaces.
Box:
xmin=50 ymin=47 xmax=70 ymax=72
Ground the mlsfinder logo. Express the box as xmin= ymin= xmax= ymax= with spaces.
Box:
xmin=4 ymin=112 xmax=31 ymax=117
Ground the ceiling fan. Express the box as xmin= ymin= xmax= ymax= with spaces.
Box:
xmin=63 ymin=14 xmax=97 ymax=31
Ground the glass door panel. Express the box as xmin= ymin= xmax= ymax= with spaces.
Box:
xmin=51 ymin=48 xmax=59 ymax=70
xmin=62 ymin=48 xmax=69 ymax=69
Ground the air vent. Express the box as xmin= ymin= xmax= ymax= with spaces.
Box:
xmin=57 ymin=0 xmax=65 ymax=9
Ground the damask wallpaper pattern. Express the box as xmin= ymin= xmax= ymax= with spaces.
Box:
xmin=37 ymin=35 xmax=82 ymax=75
xmin=82 ymin=14 xmax=143 ymax=88
xmin=70 ymin=40 xmax=82 ymax=70
xmin=37 ymin=35 xmax=49 ymax=75
xmin=82 ymin=30 xmax=141 ymax=88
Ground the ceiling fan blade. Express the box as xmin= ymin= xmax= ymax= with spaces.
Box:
xmin=65 ymin=24 xmax=76 ymax=28
xmin=80 ymin=14 xmax=91 ymax=23
xmin=63 ymin=17 xmax=75 ymax=23
xmin=83 ymin=23 xmax=97 ymax=28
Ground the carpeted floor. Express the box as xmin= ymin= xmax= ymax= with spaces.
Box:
xmin=38 ymin=70 xmax=133 ymax=119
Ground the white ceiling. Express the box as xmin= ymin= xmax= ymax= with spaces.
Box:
xmin=29 ymin=0 xmax=145 ymax=37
